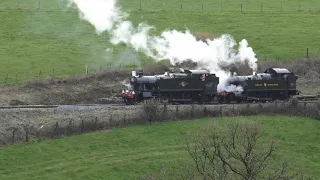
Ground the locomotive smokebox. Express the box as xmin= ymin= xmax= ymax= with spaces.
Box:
xmin=138 ymin=69 xmax=143 ymax=77
xmin=132 ymin=70 xmax=136 ymax=77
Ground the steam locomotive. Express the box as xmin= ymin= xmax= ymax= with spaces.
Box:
xmin=217 ymin=68 xmax=300 ymax=103
xmin=120 ymin=68 xmax=299 ymax=105
xmin=121 ymin=69 xmax=219 ymax=105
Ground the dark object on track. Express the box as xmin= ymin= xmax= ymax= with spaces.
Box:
xmin=121 ymin=69 xmax=219 ymax=105
xmin=217 ymin=68 xmax=300 ymax=103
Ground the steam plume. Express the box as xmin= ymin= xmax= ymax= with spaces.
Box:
xmin=68 ymin=0 xmax=258 ymax=92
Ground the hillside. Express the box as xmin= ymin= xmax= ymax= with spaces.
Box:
xmin=0 ymin=0 xmax=319 ymax=83
xmin=0 ymin=115 xmax=319 ymax=179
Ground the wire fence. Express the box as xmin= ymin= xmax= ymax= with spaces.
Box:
xmin=1 ymin=0 xmax=320 ymax=12
xmin=1 ymin=101 xmax=319 ymax=146
xmin=0 ymin=49 xmax=319 ymax=86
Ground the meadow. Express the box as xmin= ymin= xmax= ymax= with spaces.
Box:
xmin=0 ymin=0 xmax=319 ymax=83
xmin=0 ymin=115 xmax=319 ymax=179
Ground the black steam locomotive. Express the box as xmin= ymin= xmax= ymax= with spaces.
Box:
xmin=121 ymin=68 xmax=299 ymax=105
xmin=121 ymin=69 xmax=220 ymax=105
xmin=217 ymin=68 xmax=300 ymax=103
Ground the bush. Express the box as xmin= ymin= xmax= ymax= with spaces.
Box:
xmin=142 ymin=99 xmax=162 ymax=123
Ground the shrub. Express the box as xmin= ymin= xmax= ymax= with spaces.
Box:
xmin=142 ymin=99 xmax=162 ymax=123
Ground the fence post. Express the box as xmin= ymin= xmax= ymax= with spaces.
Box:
xmin=306 ymin=48 xmax=309 ymax=58
xmin=109 ymin=114 xmax=113 ymax=127
xmin=123 ymin=114 xmax=126 ymax=126
xmin=25 ymin=125 xmax=29 ymax=142
xmin=53 ymin=122 xmax=59 ymax=138
xmin=52 ymin=67 xmax=55 ymax=78
xmin=175 ymin=106 xmax=179 ymax=120
xmin=139 ymin=0 xmax=141 ymax=10
xmin=12 ymin=128 xmax=16 ymax=144
xmin=81 ymin=119 xmax=84 ymax=133
xmin=5 ymin=74 xmax=8 ymax=84
xmin=38 ymin=70 xmax=42 ymax=81
xmin=191 ymin=105 xmax=194 ymax=118
xmin=86 ymin=65 xmax=88 ymax=74
xmin=95 ymin=117 xmax=98 ymax=130
xmin=16 ymin=73 xmax=18 ymax=83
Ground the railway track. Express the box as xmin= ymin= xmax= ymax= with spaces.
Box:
xmin=0 ymin=96 xmax=317 ymax=110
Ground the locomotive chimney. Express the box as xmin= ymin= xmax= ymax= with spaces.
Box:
xmin=132 ymin=70 xmax=136 ymax=77
xmin=138 ymin=69 xmax=143 ymax=77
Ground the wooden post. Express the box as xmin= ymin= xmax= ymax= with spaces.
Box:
xmin=5 ymin=74 xmax=8 ymax=84
xmin=81 ymin=119 xmax=84 ymax=133
xmin=175 ymin=106 xmax=179 ymax=119
xmin=25 ymin=125 xmax=29 ymax=142
xmin=38 ymin=70 xmax=42 ymax=81
xmin=54 ymin=122 xmax=59 ymax=138
xmin=306 ymin=48 xmax=309 ymax=58
xmin=95 ymin=117 xmax=98 ymax=129
xmin=123 ymin=114 xmax=126 ymax=126
xmin=15 ymin=74 xmax=18 ymax=83
xmin=191 ymin=105 xmax=194 ymax=118
xmin=86 ymin=65 xmax=88 ymax=74
xmin=12 ymin=128 xmax=16 ymax=144
xmin=109 ymin=114 xmax=113 ymax=127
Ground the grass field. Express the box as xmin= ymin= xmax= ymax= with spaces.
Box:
xmin=0 ymin=0 xmax=319 ymax=83
xmin=0 ymin=115 xmax=319 ymax=179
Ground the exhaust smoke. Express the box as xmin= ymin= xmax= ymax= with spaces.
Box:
xmin=68 ymin=0 xmax=258 ymax=92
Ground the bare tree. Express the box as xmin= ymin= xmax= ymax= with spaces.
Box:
xmin=184 ymin=121 xmax=305 ymax=180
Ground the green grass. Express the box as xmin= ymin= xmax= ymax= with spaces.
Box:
xmin=0 ymin=0 xmax=320 ymax=83
xmin=0 ymin=115 xmax=319 ymax=179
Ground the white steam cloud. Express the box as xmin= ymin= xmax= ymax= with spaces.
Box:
xmin=68 ymin=0 xmax=258 ymax=92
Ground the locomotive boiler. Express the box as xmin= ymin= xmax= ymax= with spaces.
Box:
xmin=217 ymin=68 xmax=300 ymax=103
xmin=121 ymin=69 xmax=220 ymax=105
